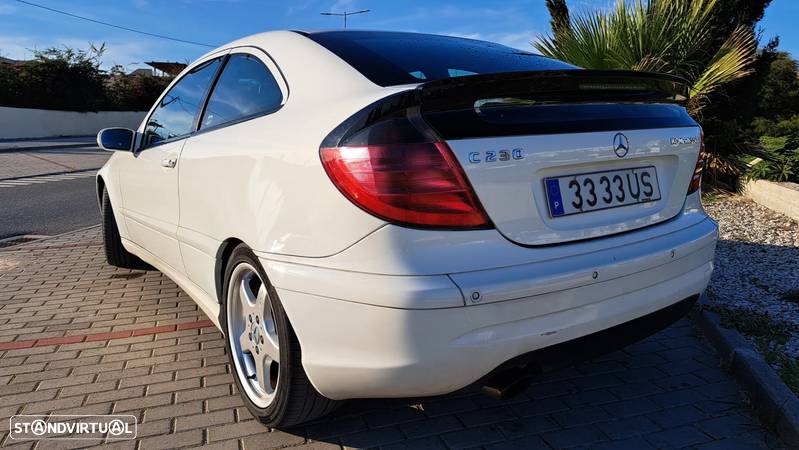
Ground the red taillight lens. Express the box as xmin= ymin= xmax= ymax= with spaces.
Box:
xmin=320 ymin=142 xmax=491 ymax=228
xmin=687 ymin=132 xmax=705 ymax=195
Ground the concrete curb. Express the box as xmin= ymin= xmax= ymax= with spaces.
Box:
xmin=0 ymin=134 xmax=94 ymax=142
xmin=745 ymin=179 xmax=799 ymax=221
xmin=695 ymin=309 xmax=799 ymax=447
xmin=0 ymin=167 xmax=101 ymax=182
xmin=0 ymin=225 xmax=101 ymax=252
xmin=0 ymin=142 xmax=96 ymax=153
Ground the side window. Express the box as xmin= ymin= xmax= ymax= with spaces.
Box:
xmin=200 ymin=54 xmax=283 ymax=129
xmin=143 ymin=57 xmax=223 ymax=147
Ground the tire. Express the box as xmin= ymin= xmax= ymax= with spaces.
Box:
xmin=222 ymin=245 xmax=338 ymax=428
xmin=101 ymin=188 xmax=151 ymax=270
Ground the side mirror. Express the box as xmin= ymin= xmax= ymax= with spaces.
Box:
xmin=97 ymin=128 xmax=136 ymax=152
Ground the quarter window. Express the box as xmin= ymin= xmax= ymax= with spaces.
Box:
xmin=201 ymin=54 xmax=283 ymax=129
xmin=143 ymin=57 xmax=223 ymax=147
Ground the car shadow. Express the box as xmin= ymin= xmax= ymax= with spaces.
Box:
xmin=268 ymin=316 xmax=772 ymax=448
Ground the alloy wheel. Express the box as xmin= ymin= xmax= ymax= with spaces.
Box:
xmin=227 ymin=263 xmax=280 ymax=408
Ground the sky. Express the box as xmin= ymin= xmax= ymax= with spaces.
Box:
xmin=0 ymin=0 xmax=797 ymax=72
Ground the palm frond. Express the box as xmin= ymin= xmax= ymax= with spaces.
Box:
xmin=689 ymin=25 xmax=757 ymax=115
xmin=536 ymin=0 xmax=753 ymax=99
xmin=537 ymin=0 xmax=760 ymax=183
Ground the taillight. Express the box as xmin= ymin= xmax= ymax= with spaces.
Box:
xmin=687 ymin=131 xmax=705 ymax=195
xmin=320 ymin=142 xmax=491 ymax=228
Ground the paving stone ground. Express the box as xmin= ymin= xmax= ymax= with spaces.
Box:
xmin=0 ymin=227 xmax=784 ymax=449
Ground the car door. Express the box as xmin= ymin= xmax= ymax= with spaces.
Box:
xmin=177 ymin=49 xmax=287 ymax=298
xmin=117 ymin=55 xmax=225 ymax=274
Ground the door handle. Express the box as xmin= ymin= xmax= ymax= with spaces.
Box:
xmin=160 ymin=157 xmax=177 ymax=168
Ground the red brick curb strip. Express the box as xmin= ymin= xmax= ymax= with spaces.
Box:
xmin=0 ymin=319 xmax=215 ymax=350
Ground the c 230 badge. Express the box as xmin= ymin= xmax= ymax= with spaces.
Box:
xmin=468 ymin=148 xmax=525 ymax=164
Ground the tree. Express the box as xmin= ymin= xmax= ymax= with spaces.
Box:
xmin=745 ymin=51 xmax=799 ymax=184
xmin=545 ymin=0 xmax=570 ymax=46
xmin=697 ymin=0 xmax=774 ymax=185
xmin=755 ymin=51 xmax=799 ymax=121
xmin=536 ymin=0 xmax=767 ymax=185
xmin=710 ymin=0 xmax=772 ymax=39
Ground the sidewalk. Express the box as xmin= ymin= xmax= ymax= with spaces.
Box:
xmin=0 ymin=227 xmax=785 ymax=449
xmin=0 ymin=137 xmax=109 ymax=181
xmin=0 ymin=136 xmax=97 ymax=152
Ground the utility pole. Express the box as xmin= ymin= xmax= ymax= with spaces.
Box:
xmin=320 ymin=9 xmax=370 ymax=28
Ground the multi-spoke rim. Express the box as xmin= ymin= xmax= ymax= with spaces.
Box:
xmin=227 ymin=263 xmax=280 ymax=408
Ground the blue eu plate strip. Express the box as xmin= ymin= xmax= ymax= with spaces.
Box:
xmin=546 ymin=179 xmax=565 ymax=217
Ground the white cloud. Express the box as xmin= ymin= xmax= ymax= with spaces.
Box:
xmin=489 ymin=31 xmax=538 ymax=51
xmin=569 ymin=0 xmax=616 ymax=15
xmin=371 ymin=5 xmax=495 ymax=27
xmin=0 ymin=4 xmax=17 ymax=15
xmin=0 ymin=35 xmax=37 ymax=60
xmin=0 ymin=34 xmax=197 ymax=71
xmin=180 ymin=0 xmax=243 ymax=3
xmin=287 ymin=0 xmax=317 ymax=15
xmin=442 ymin=31 xmax=482 ymax=40
xmin=438 ymin=30 xmax=538 ymax=51
xmin=59 ymin=37 xmax=152 ymax=69
xmin=328 ymin=0 xmax=358 ymax=13
xmin=370 ymin=3 xmax=541 ymax=51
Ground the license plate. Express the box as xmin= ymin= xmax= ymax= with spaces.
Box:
xmin=544 ymin=166 xmax=661 ymax=217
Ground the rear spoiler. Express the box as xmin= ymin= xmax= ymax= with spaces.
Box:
xmin=322 ymin=69 xmax=693 ymax=147
xmin=417 ymin=69 xmax=691 ymax=112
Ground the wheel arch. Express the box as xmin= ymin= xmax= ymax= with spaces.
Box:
xmin=215 ymin=238 xmax=244 ymax=304
xmin=96 ymin=175 xmax=106 ymax=207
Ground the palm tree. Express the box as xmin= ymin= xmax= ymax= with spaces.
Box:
xmin=535 ymin=0 xmax=758 ymax=180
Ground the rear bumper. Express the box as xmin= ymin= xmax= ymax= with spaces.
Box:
xmin=265 ymin=216 xmax=717 ymax=400
xmin=482 ymin=295 xmax=698 ymax=383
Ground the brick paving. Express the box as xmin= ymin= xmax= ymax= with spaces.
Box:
xmin=0 ymin=227 xmax=785 ymax=449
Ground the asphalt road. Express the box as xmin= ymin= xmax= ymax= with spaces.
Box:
xmin=0 ymin=176 xmax=100 ymax=239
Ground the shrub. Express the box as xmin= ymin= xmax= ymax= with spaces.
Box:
xmin=0 ymin=44 xmax=171 ymax=112
xmin=105 ymin=65 xmax=171 ymax=111
xmin=748 ymin=135 xmax=799 ymax=183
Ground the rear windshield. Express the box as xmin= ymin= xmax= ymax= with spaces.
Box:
xmin=304 ymin=31 xmax=576 ymax=87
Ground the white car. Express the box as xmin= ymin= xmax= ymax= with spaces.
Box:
xmin=96 ymin=30 xmax=717 ymax=427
